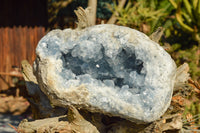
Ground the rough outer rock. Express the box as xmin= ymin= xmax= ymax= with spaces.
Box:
xmin=33 ymin=24 xmax=177 ymax=123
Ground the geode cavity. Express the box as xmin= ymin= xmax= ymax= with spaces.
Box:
xmin=33 ymin=24 xmax=176 ymax=123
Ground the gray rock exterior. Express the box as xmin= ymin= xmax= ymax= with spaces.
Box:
xmin=33 ymin=24 xmax=177 ymax=123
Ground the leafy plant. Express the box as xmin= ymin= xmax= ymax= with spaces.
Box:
xmin=182 ymin=97 xmax=200 ymax=131
xmin=169 ymin=45 xmax=200 ymax=81
xmin=169 ymin=0 xmax=200 ymax=44
xmin=110 ymin=0 xmax=173 ymax=34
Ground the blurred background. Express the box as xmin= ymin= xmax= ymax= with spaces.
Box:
xmin=0 ymin=0 xmax=199 ymax=132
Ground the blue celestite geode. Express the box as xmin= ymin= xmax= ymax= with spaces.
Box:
xmin=33 ymin=24 xmax=177 ymax=123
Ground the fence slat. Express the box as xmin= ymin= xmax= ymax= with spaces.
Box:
xmin=0 ymin=26 xmax=45 ymax=90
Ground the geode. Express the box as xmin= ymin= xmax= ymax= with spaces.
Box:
xmin=33 ymin=24 xmax=176 ymax=123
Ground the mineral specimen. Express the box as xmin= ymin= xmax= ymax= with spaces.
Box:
xmin=33 ymin=24 xmax=176 ymax=123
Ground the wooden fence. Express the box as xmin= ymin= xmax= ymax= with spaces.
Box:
xmin=0 ymin=26 xmax=46 ymax=90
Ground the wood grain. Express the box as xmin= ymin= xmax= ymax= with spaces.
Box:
xmin=0 ymin=26 xmax=45 ymax=90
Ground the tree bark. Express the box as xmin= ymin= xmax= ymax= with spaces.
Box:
xmin=88 ymin=0 xmax=97 ymax=25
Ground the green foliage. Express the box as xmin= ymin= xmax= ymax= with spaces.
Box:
xmin=177 ymin=46 xmax=200 ymax=81
xmin=111 ymin=0 xmax=174 ymax=34
xmin=183 ymin=102 xmax=200 ymax=126
xmin=169 ymin=0 xmax=200 ymax=44
xmin=165 ymin=0 xmax=200 ymax=127
xmin=169 ymin=45 xmax=200 ymax=81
